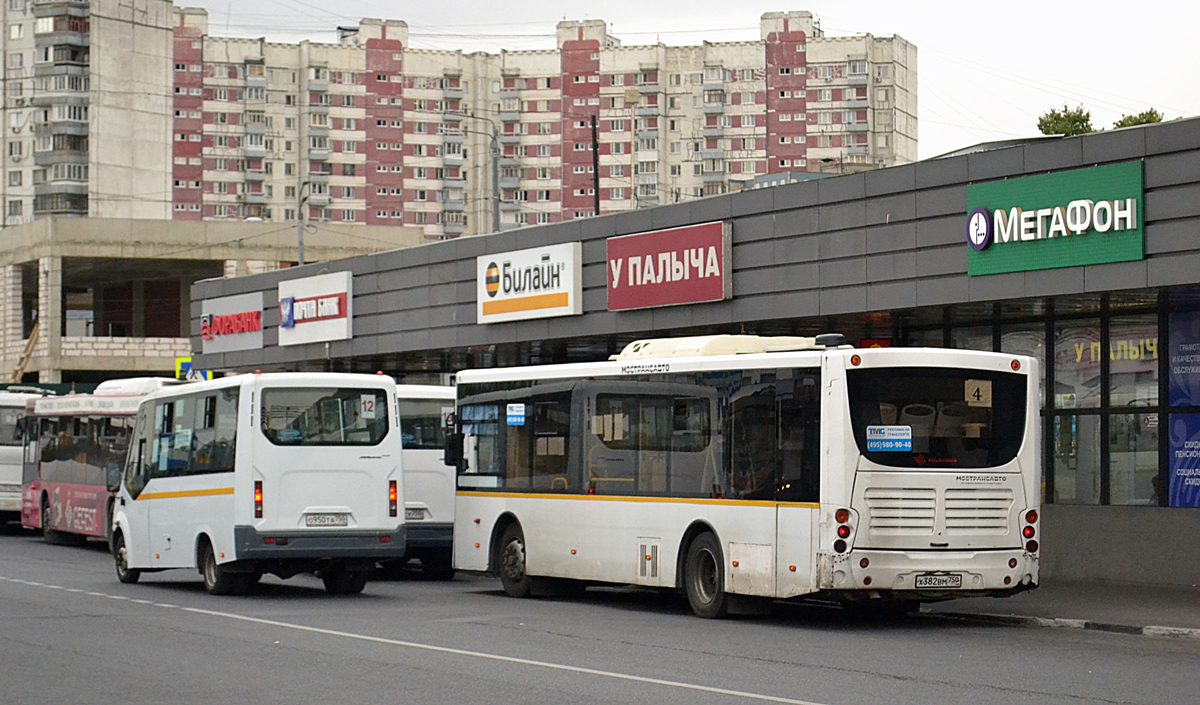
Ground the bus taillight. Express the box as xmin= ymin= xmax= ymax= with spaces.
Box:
xmin=254 ymin=481 xmax=263 ymax=518
xmin=389 ymin=480 xmax=398 ymax=517
xmin=1022 ymin=525 xmax=1035 ymax=539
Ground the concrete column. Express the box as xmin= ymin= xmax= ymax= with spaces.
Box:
xmin=38 ymin=256 xmax=62 ymax=384
xmin=1 ymin=265 xmax=18 ymax=364
xmin=179 ymin=277 xmax=190 ymax=338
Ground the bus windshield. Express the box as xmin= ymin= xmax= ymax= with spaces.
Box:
xmin=399 ymin=399 xmax=452 ymax=450
xmin=261 ymin=388 xmax=389 ymax=446
xmin=846 ymin=367 xmax=1027 ymax=469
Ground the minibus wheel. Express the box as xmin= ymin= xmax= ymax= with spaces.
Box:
xmin=200 ymin=540 xmax=239 ymax=595
xmin=684 ymin=532 xmax=728 ymax=619
xmin=113 ymin=532 xmax=140 ymax=584
xmin=498 ymin=523 xmax=530 ymax=598
xmin=322 ymin=563 xmax=368 ymax=594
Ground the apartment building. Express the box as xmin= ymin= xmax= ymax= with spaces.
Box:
xmin=2 ymin=4 xmax=916 ymax=239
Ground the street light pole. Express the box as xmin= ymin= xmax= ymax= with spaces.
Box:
xmin=454 ymin=112 xmax=502 ymax=234
xmin=296 ymin=181 xmax=309 ymax=265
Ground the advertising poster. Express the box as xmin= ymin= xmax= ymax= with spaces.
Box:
xmin=1168 ymin=413 xmax=1200 ymax=508
xmin=1169 ymin=311 xmax=1200 ymax=407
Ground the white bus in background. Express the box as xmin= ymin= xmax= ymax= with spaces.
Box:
xmin=378 ymin=385 xmax=457 ymax=579
xmin=0 ymin=388 xmax=53 ymax=525
xmin=110 ymin=372 xmax=407 ymax=596
xmin=450 ymin=334 xmax=1042 ymax=618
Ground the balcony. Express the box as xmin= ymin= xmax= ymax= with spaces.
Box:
xmin=499 ymin=134 xmax=521 ymax=145
xmin=636 ymin=106 xmax=658 ymax=117
xmin=846 ymin=98 xmax=868 ymax=109
xmin=307 ymin=173 xmax=330 ymax=184
xmin=443 ymin=153 xmax=464 ymax=167
xmin=308 ymin=148 xmax=330 ymax=161
xmin=703 ymin=102 xmax=725 ymax=115
xmin=444 ymin=88 xmax=465 ymax=100
xmin=443 ymin=200 xmax=465 ymax=213
xmin=701 ymin=149 xmax=724 ymax=160
xmin=308 ymin=79 xmax=329 ymax=92
xmin=500 ymin=201 xmax=520 ymax=212
xmin=241 ymin=193 xmax=268 ymax=205
xmin=307 ymin=125 xmax=329 ymax=137
xmin=244 ymin=170 xmax=267 ymax=182
xmin=306 ymin=193 xmax=331 ymax=207
xmin=307 ymin=104 xmax=329 ymax=115
xmin=702 ymin=171 xmax=726 ymax=183
xmin=244 ymin=145 xmax=267 ymax=158
xmin=444 ymin=221 xmax=466 ymax=235
xmin=499 ymin=176 xmax=520 ymax=189
xmin=499 ymin=111 xmax=520 ymax=123
xmin=847 ymin=74 xmax=868 ymax=85
xmin=499 ymin=90 xmax=519 ymax=101
xmin=701 ymin=127 xmax=724 ymax=138
xmin=442 ymin=112 xmax=463 ymax=123
xmin=846 ymin=122 xmax=869 ymax=132
xmin=444 ymin=179 xmax=465 ymax=190
xmin=244 ymin=123 xmax=267 ymax=135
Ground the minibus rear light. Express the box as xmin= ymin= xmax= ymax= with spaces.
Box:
xmin=1025 ymin=509 xmax=1038 ymax=524
xmin=835 ymin=508 xmax=850 ymax=523
xmin=837 ymin=525 xmax=851 ymax=539
xmin=254 ymin=480 xmax=263 ymax=518
xmin=389 ymin=480 xmax=398 ymax=517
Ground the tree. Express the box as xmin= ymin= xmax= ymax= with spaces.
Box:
xmin=1037 ymin=104 xmax=1094 ymax=137
xmin=1113 ymin=108 xmax=1164 ymax=129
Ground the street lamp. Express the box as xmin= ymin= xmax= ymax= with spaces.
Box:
xmin=450 ymin=112 xmax=502 ymax=234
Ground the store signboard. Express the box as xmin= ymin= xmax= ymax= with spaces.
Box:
xmin=278 ymin=271 xmax=352 ymax=346
xmin=200 ymin=292 xmax=263 ymax=354
xmin=476 ymin=242 xmax=582 ymax=325
xmin=1169 ymin=413 xmax=1200 ymax=508
xmin=606 ymin=221 xmax=731 ymax=311
xmin=966 ymin=162 xmax=1144 ymax=276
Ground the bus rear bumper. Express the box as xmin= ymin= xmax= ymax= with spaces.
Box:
xmin=826 ymin=548 xmax=1038 ymax=599
xmin=232 ymin=525 xmax=407 ymax=561
xmin=403 ymin=522 xmax=453 ymax=550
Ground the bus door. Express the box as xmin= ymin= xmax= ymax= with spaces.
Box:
xmin=121 ymin=406 xmax=154 ymax=566
xmin=773 ymin=369 xmax=821 ymax=598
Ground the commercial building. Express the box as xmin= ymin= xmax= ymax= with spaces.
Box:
xmin=2 ymin=2 xmax=915 ymax=239
xmin=192 ymin=117 xmax=1200 ymax=585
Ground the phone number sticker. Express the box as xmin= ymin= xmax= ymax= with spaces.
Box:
xmin=866 ymin=425 xmax=913 ymax=452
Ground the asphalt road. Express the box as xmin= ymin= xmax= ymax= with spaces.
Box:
xmin=2 ymin=521 xmax=1197 ymax=705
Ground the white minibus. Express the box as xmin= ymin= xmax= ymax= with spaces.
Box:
xmin=1 ymin=387 xmax=51 ymax=524
xmin=110 ymin=372 xmax=406 ymax=595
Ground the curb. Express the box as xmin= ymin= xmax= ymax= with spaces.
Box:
xmin=921 ymin=609 xmax=1200 ymax=639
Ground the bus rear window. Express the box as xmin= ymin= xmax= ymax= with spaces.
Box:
xmin=261 ymin=388 xmax=388 ymax=446
xmin=846 ymin=367 xmax=1026 ymax=469
xmin=399 ymin=399 xmax=452 ymax=450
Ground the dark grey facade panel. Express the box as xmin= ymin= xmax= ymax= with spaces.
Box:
xmin=1146 ymin=118 xmax=1200 ymax=155
xmin=1145 ymin=218 xmax=1200 ymax=256
xmin=817 ymin=201 xmax=867 ymax=232
xmin=1146 ymin=183 xmax=1200 ymax=221
xmin=648 ymin=203 xmax=693 ymax=230
xmin=914 ymin=214 xmax=964 ymax=249
xmin=1145 ymin=150 xmax=1200 ymax=189
xmin=1024 ymin=266 xmax=1086 ymax=298
xmin=818 ymin=285 xmax=867 ymax=316
xmin=731 ymin=239 xmax=775 ymax=268
xmin=687 ymin=193 xmax=734 ymax=223
xmin=866 ymin=279 xmax=917 ymax=311
xmin=1148 ymin=252 xmax=1200 ymax=288
xmin=1081 ymin=128 xmax=1145 ymax=164
xmin=864 ymin=192 xmax=916 ymax=226
xmin=1083 ymin=260 xmax=1149 ymax=293
xmin=816 ymin=172 xmax=865 ymax=204
xmin=914 ymin=245 xmax=965 ymax=278
xmin=774 ymin=233 xmax=820 ymax=264
xmin=771 ymin=179 xmax=819 ymax=209
xmin=818 ymin=228 xmax=867 ymax=260
xmin=1022 ymin=137 xmax=1085 ymax=174
xmin=866 ymin=251 xmax=917 ymax=282
xmin=916 ymin=275 xmax=969 ymax=308
xmin=773 ymin=207 xmax=819 ymax=238
xmin=732 ymin=213 xmax=775 ymax=243
xmin=731 ymin=185 xmax=775 ymax=217
xmin=864 ymin=162 xmax=916 ymax=197
xmin=914 ymin=184 xmax=968 ymax=220
xmin=818 ymin=257 xmax=867 ymax=288
xmin=968 ymin=271 xmax=1025 ymax=302
xmin=864 ymin=221 xmax=917 ymax=253
xmin=913 ymin=153 xmax=968 ymax=189
xmin=967 ymin=144 xmax=1026 ymax=182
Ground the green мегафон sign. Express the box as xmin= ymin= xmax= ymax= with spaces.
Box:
xmin=966 ymin=161 xmax=1144 ymax=276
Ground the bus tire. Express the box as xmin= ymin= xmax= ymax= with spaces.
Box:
xmin=498 ymin=523 xmax=531 ymax=598
xmin=113 ymin=531 xmax=140 ymax=584
xmin=422 ymin=551 xmax=455 ymax=581
xmin=40 ymin=495 xmax=72 ymax=546
xmin=201 ymin=540 xmax=239 ymax=595
xmin=105 ymin=501 xmax=115 ymax=554
xmin=322 ymin=563 xmax=368 ymax=595
xmin=684 ymin=532 xmax=729 ymax=619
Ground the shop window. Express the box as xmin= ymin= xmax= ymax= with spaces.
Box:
xmin=1109 ymin=413 xmax=1159 ymax=505
xmin=1053 ymin=414 xmax=1101 ymax=504
xmin=1054 ymin=321 xmax=1101 ymax=410
xmin=951 ymin=326 xmax=992 ymax=352
xmin=1109 ymin=314 xmax=1158 ymax=408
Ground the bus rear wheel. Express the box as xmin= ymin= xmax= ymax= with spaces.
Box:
xmin=498 ymin=523 xmax=531 ymax=598
xmin=322 ymin=563 xmax=369 ymax=595
xmin=684 ymin=532 xmax=729 ymax=619
xmin=113 ymin=532 xmax=140 ymax=584
xmin=201 ymin=541 xmax=239 ymax=595
xmin=40 ymin=495 xmax=78 ymax=546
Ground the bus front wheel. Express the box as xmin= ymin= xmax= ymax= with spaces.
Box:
xmin=684 ymin=532 xmax=729 ymax=619
xmin=113 ymin=532 xmax=140 ymax=584
xmin=498 ymin=523 xmax=531 ymax=598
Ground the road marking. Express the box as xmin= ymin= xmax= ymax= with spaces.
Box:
xmin=0 ymin=575 xmax=829 ymax=705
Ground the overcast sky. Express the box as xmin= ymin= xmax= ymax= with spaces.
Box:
xmin=181 ymin=0 xmax=1199 ymax=159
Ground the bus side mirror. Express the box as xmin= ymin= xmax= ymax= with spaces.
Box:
xmin=444 ymin=432 xmax=463 ymax=469
xmin=106 ymin=464 xmax=122 ymax=494
xmin=13 ymin=418 xmax=24 ymax=442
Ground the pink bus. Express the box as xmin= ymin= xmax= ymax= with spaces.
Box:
xmin=21 ymin=378 xmax=183 ymax=546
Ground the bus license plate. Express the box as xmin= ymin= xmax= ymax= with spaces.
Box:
xmin=405 ymin=508 xmax=424 ymax=521
xmin=305 ymin=513 xmax=348 ymax=527
xmin=915 ymin=573 xmax=963 ymax=589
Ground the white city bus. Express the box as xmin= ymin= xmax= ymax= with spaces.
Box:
xmin=450 ymin=334 xmax=1041 ymax=618
xmin=110 ymin=372 xmax=407 ymax=595
xmin=380 ymin=385 xmax=457 ymax=579
xmin=1 ymin=388 xmax=52 ymax=524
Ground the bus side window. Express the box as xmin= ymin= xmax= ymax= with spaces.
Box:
xmin=777 ymin=371 xmax=820 ymax=503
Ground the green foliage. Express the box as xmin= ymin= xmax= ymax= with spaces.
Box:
xmin=1113 ymin=109 xmax=1164 ymax=129
xmin=1037 ymin=104 xmax=1094 ymax=136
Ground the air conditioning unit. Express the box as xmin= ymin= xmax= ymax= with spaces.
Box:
xmin=15 ymin=98 xmax=25 ymax=106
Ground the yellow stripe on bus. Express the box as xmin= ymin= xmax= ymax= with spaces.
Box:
xmin=456 ymin=491 xmax=818 ymax=509
xmin=136 ymin=487 xmax=235 ymax=501
xmin=481 ymin=292 xmax=569 ymax=316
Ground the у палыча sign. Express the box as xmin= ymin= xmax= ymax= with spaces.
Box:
xmin=607 ymin=221 xmax=731 ymax=311
xmin=966 ymin=161 xmax=1144 ymax=276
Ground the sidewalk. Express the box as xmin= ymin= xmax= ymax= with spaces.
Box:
xmin=920 ymin=579 xmax=1200 ymax=638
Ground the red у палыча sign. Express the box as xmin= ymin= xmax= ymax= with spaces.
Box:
xmin=606 ymin=221 xmax=731 ymax=311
